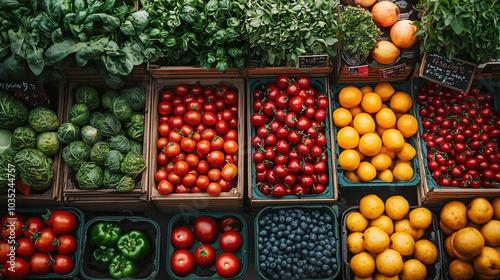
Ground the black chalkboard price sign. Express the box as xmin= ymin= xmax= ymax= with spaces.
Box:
xmin=419 ymin=53 xmax=476 ymax=93
xmin=298 ymin=55 xmax=329 ymax=69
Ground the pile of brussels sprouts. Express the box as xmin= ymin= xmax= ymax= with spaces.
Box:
xmin=59 ymin=86 xmax=147 ymax=192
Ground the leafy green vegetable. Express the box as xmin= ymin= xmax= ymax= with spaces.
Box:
xmin=90 ymin=141 xmax=110 ymax=166
xmin=96 ymin=114 xmax=121 ymax=137
xmin=125 ymin=112 xmax=144 ymax=142
xmin=28 ymin=107 xmax=59 ymax=133
xmin=114 ymin=175 xmax=135 ymax=192
xmin=62 ymin=141 xmax=91 ymax=171
xmin=0 ymin=129 xmax=15 ymax=157
xmin=102 ymin=90 xmax=119 ymax=110
xmin=68 ymin=103 xmax=90 ymax=127
xmin=81 ymin=125 xmax=102 ymax=146
xmin=340 ymin=6 xmax=381 ymax=61
xmin=0 ymin=155 xmax=15 ymax=194
xmin=109 ymin=135 xmax=130 ymax=154
xmin=128 ymin=141 xmax=142 ymax=154
xmin=90 ymin=112 xmax=105 ymax=127
xmin=14 ymin=148 xmax=54 ymax=191
xmin=76 ymin=85 xmax=100 ymax=111
xmin=104 ymin=150 xmax=124 ymax=173
xmin=121 ymin=87 xmax=145 ymax=111
xmin=57 ymin=123 xmax=81 ymax=144
xmin=246 ymin=0 xmax=339 ymax=67
xmin=103 ymin=168 xmax=123 ymax=189
xmin=36 ymin=132 xmax=60 ymax=156
xmin=120 ymin=152 xmax=145 ymax=179
xmin=415 ymin=0 xmax=500 ymax=63
xmin=112 ymin=96 xmax=132 ymax=121
xmin=11 ymin=126 xmax=36 ymax=150
xmin=76 ymin=162 xmax=103 ymax=190
xmin=0 ymin=91 xmax=29 ymax=129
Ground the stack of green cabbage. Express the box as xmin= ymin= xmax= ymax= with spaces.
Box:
xmin=59 ymin=86 xmax=147 ymax=193
xmin=0 ymin=91 xmax=61 ymax=193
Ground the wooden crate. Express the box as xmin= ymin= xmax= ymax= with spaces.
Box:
xmin=61 ymin=75 xmax=152 ymax=211
xmin=64 ymin=66 xmax=148 ymax=80
xmin=0 ymin=79 xmax=66 ymax=206
xmin=246 ymin=66 xmax=334 ymax=78
xmin=246 ymin=75 xmax=338 ymax=211
xmin=147 ymin=63 xmax=245 ymax=79
xmin=149 ymin=77 xmax=245 ymax=212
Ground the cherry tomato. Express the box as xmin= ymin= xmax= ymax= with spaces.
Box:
xmin=15 ymin=237 xmax=36 ymax=257
xmin=35 ymin=228 xmax=58 ymax=253
xmin=157 ymin=180 xmax=174 ymax=194
xmin=207 ymin=182 xmax=222 ymax=196
xmin=30 ymin=252 xmax=52 ymax=275
xmin=53 ymin=255 xmax=74 ymax=275
xmin=175 ymin=84 xmax=190 ymax=97
xmin=5 ymin=257 xmax=30 ymax=280
xmin=55 ymin=235 xmax=77 ymax=255
xmin=171 ymin=227 xmax=195 ymax=249
xmin=194 ymin=216 xmax=218 ymax=243
xmin=194 ymin=244 xmax=216 ymax=268
xmin=219 ymin=231 xmax=242 ymax=253
xmin=158 ymin=101 xmax=173 ymax=116
xmin=223 ymin=140 xmax=238 ymax=155
xmin=216 ymin=253 xmax=240 ymax=278
xmin=22 ymin=217 xmax=45 ymax=239
xmin=1 ymin=213 xmax=25 ymax=239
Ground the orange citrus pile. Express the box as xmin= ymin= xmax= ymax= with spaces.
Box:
xmin=334 ymin=83 xmax=418 ymax=182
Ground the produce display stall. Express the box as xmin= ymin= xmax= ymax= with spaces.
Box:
xmin=1 ymin=0 xmax=500 ymax=279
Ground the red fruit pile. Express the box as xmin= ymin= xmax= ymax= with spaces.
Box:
xmin=155 ymin=84 xmax=239 ymax=196
xmin=417 ymin=81 xmax=500 ymax=188
xmin=250 ymin=75 xmax=329 ymax=197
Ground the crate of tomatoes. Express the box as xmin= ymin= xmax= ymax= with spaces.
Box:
xmin=248 ymin=75 xmax=338 ymax=208
xmin=0 ymin=207 xmax=84 ymax=279
xmin=167 ymin=213 xmax=248 ymax=280
xmin=149 ymin=78 xmax=245 ymax=212
xmin=414 ymin=78 xmax=500 ymax=204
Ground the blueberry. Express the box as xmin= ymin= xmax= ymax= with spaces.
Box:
xmin=327 ymin=231 xmax=334 ymax=237
xmin=277 ymin=231 xmax=283 ymax=238
xmin=295 ymin=235 xmax=302 ymax=243
xmin=272 ymin=246 xmax=279 ymax=254
xmin=260 ymin=262 xmax=267 ymax=270
xmin=312 ymin=227 xmax=318 ymax=234
xmin=285 ymin=246 xmax=292 ymax=253
xmin=315 ymin=245 xmax=324 ymax=252
xmin=281 ymin=260 xmax=287 ymax=267
xmin=271 ymin=227 xmax=278 ymax=233
xmin=310 ymin=271 xmax=318 ymax=278
xmin=272 ymin=274 xmax=279 ymax=280
xmin=276 ymin=265 xmax=282 ymax=271
xmin=326 ymin=224 xmax=332 ymax=230
xmin=331 ymin=257 xmax=337 ymax=264
xmin=319 ymin=215 xmax=325 ymax=221
xmin=296 ymin=228 xmax=304 ymax=235
xmin=259 ymin=255 xmax=266 ymax=262
xmin=307 ymin=243 xmax=315 ymax=250
xmin=283 ymin=230 xmax=290 ymax=236
xmin=292 ymin=265 xmax=298 ymax=273
xmin=280 ymin=238 xmax=286 ymax=243
xmin=318 ymin=234 xmax=325 ymax=240
xmin=302 ymin=234 xmax=309 ymax=241
xmin=318 ymin=221 xmax=325 ymax=226
xmin=280 ymin=243 xmax=287 ymax=250
xmin=301 ymin=249 xmax=308 ymax=256
xmin=319 ymin=240 xmax=326 ymax=247
xmin=324 ymin=257 xmax=330 ymax=264
xmin=286 ymin=264 xmax=291 ymax=270
xmin=266 ymin=268 xmax=274 ymax=275
xmin=272 ymin=216 xmax=279 ymax=223
xmin=262 ymin=249 xmax=270 ymax=255
xmin=310 ymin=233 xmax=317 ymax=241
xmin=324 ymin=214 xmax=332 ymax=223
xmin=290 ymin=221 xmax=298 ymax=229
xmin=285 ymin=272 xmax=292 ymax=279
xmin=317 ymin=260 xmax=323 ymax=267
xmin=315 ymin=251 xmax=323 ymax=259
xmin=288 ymin=233 xmax=295 ymax=240
xmin=308 ymin=250 xmax=316 ymax=257
xmin=291 ymin=245 xmax=296 ymax=251
xmin=290 ymin=213 xmax=296 ymax=219
xmin=297 ymin=260 xmax=304 ymax=267
xmin=333 ymin=264 xmax=338 ymax=270
xmin=310 ymin=258 xmax=317 ymax=265
xmin=327 ymin=269 xmax=334 ymax=276
xmin=270 ymin=262 xmax=276 ymax=269
xmin=268 ymin=256 xmax=275 ymax=262
xmin=274 ymin=240 xmax=280 ymax=247
xmin=259 ymin=219 xmax=266 ymax=226
xmin=297 ymin=268 xmax=304 ymax=274
xmin=324 ymin=244 xmax=332 ymax=251
xmin=285 ymin=217 xmax=293 ymax=223
xmin=300 ymin=215 xmax=306 ymax=222
xmin=279 ymin=216 xmax=285 ymax=223
xmin=307 ymin=265 xmax=315 ymax=273
xmin=286 ymin=239 xmax=293 ymax=246
xmin=300 ymin=221 xmax=308 ymax=230
xmin=259 ymin=230 xmax=267 ymax=237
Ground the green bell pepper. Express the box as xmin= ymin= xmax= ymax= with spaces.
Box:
xmin=89 ymin=222 xmax=122 ymax=246
xmin=93 ymin=246 xmax=118 ymax=265
xmin=108 ymin=255 xmax=139 ymax=279
xmin=116 ymin=230 xmax=150 ymax=261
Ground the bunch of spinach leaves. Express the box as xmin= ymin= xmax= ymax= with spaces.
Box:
xmin=340 ymin=6 xmax=381 ymax=61
xmin=245 ymin=0 xmax=339 ymax=68
xmin=141 ymin=0 xmax=248 ymax=72
xmin=414 ymin=0 xmax=500 ymax=64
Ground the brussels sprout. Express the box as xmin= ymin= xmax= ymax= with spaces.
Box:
xmin=28 ymin=107 xmax=59 ymax=132
xmin=90 ymin=112 xmax=105 ymax=127
xmin=102 ymin=90 xmax=119 ymax=110
xmin=36 ymin=132 xmax=60 ymax=156
xmin=12 ymin=126 xmax=37 ymax=149
xmin=90 ymin=141 xmax=110 ymax=166
xmin=129 ymin=141 xmax=142 ymax=154
xmin=14 ymin=148 xmax=54 ymax=191
xmin=68 ymin=103 xmax=90 ymax=126
xmin=115 ymin=175 xmax=135 ymax=192
xmin=103 ymin=169 xmax=123 ymax=188
xmin=76 ymin=86 xmax=100 ymax=110
xmin=104 ymin=150 xmax=124 ymax=173
xmin=0 ymin=155 xmax=15 ymax=194
xmin=76 ymin=162 xmax=103 ymax=189
xmin=57 ymin=123 xmax=81 ymax=144
xmin=109 ymin=135 xmax=130 ymax=154
xmin=0 ymin=91 xmax=29 ymax=129
xmin=81 ymin=125 xmax=102 ymax=146
xmin=120 ymin=152 xmax=146 ymax=178
xmin=121 ymin=87 xmax=146 ymax=111
xmin=112 ymin=96 xmax=132 ymax=121
xmin=125 ymin=112 xmax=144 ymax=142
xmin=96 ymin=115 xmax=121 ymax=137
xmin=62 ymin=141 xmax=91 ymax=171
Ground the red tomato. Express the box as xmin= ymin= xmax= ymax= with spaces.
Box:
xmin=225 ymin=129 xmax=238 ymax=141
xmin=1 ymin=213 xmax=25 ymax=239
xmin=55 ymin=235 xmax=77 ymax=255
xmin=221 ymin=163 xmax=238 ymax=181
xmin=175 ymin=84 xmax=190 ymax=97
xmin=197 ymin=140 xmax=212 ymax=155
xmin=158 ymin=152 xmax=168 ymax=166
xmin=165 ymin=142 xmax=181 ymax=158
xmin=157 ymin=180 xmax=174 ymax=194
xmin=211 ymin=136 xmax=225 ymax=151
xmin=223 ymin=140 xmax=238 ymax=155
xmin=174 ymin=161 xmax=189 ymax=176
xmin=182 ymin=174 xmax=197 ymax=187
xmin=207 ymin=182 xmax=222 ymax=196
xmin=30 ymin=252 xmax=52 ymax=275
xmin=5 ymin=257 xmax=30 ymax=280
xmin=196 ymin=175 xmax=210 ymax=189
xmin=202 ymin=112 xmax=217 ymax=126
xmin=161 ymin=90 xmax=174 ymax=101
xmin=184 ymin=111 xmax=202 ymax=126
xmin=171 ymin=249 xmax=195 ymax=277
xmin=224 ymin=91 xmax=238 ymax=105
xmin=207 ymin=151 xmax=225 ymax=168
xmin=155 ymin=169 xmax=168 ymax=182
xmin=53 ymin=255 xmax=74 ymax=275
xmin=194 ymin=216 xmax=218 ymax=244
xmin=169 ymin=130 xmax=183 ymax=143
xmin=219 ymin=231 xmax=243 ymax=253
xmin=157 ymin=137 xmax=168 ymax=150
xmin=171 ymin=227 xmax=195 ymax=249
xmin=296 ymin=75 xmax=310 ymax=89
xmin=23 ymin=217 xmax=45 ymax=239
xmin=0 ymin=239 xmax=9 ymax=263
xmin=197 ymin=160 xmax=209 ymax=174
xmin=44 ymin=210 xmax=77 ymax=235
xmin=35 ymin=228 xmax=58 ymax=253
xmin=158 ymin=101 xmax=173 ymax=116
xmin=216 ymin=253 xmax=240 ymax=278
xmin=194 ymin=244 xmax=216 ymax=268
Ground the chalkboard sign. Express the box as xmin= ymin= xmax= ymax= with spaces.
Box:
xmin=0 ymin=79 xmax=49 ymax=107
xmin=298 ymin=55 xmax=329 ymax=69
xmin=248 ymin=60 xmax=267 ymax=69
xmin=419 ymin=53 xmax=476 ymax=92
xmin=379 ymin=63 xmax=406 ymax=80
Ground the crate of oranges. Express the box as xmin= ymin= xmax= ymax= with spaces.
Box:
xmin=331 ymin=82 xmax=420 ymax=187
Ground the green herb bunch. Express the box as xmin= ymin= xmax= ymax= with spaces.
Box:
xmin=246 ymin=0 xmax=339 ymax=68
xmin=414 ymin=0 xmax=500 ymax=64
xmin=340 ymin=6 xmax=381 ymax=61
xmin=141 ymin=0 xmax=248 ymax=72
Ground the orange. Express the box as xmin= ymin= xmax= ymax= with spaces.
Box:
xmin=359 ymin=133 xmax=382 ymax=156
xmin=393 ymin=162 xmax=414 ymax=181
xmin=375 ymin=108 xmax=397 ymax=129
xmin=380 ymin=146 xmax=397 ymax=159
xmin=397 ymin=114 xmax=418 ymax=138
xmin=378 ymin=169 xmax=394 ymax=182
xmin=374 ymin=83 xmax=396 ymax=101
xmin=333 ymin=108 xmax=353 ymax=128
xmin=345 ymin=171 xmax=361 ymax=182
xmin=361 ymin=93 xmax=383 ymax=113
xmin=397 ymin=143 xmax=416 ymax=161
xmin=340 ymin=149 xmax=361 ymax=171
xmin=354 ymin=148 xmax=366 ymax=161
xmin=353 ymin=113 xmax=376 ymax=135
xmin=337 ymin=126 xmax=360 ymax=149
xmin=357 ymin=162 xmax=377 ymax=182
xmin=382 ymin=129 xmax=405 ymax=152
xmin=339 ymin=86 xmax=363 ymax=108
xmin=360 ymin=86 xmax=374 ymax=95
xmin=349 ymin=106 xmax=364 ymax=118
xmin=390 ymin=91 xmax=413 ymax=113
xmin=371 ymin=153 xmax=393 ymax=171
xmin=376 ymin=125 xmax=395 ymax=138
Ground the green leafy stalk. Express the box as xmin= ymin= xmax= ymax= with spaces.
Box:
xmin=340 ymin=6 xmax=381 ymax=61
